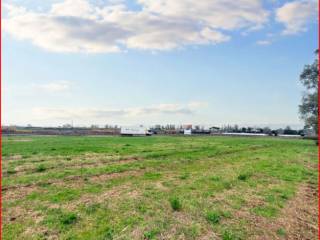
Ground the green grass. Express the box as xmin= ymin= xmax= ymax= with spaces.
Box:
xmin=2 ymin=135 xmax=317 ymax=240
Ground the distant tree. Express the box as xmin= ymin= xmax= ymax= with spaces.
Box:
xmin=234 ymin=124 xmax=239 ymax=132
xmin=63 ymin=124 xmax=72 ymax=128
xmin=299 ymin=50 xmax=318 ymax=136
xmin=263 ymin=127 xmax=271 ymax=135
xmin=283 ymin=126 xmax=298 ymax=135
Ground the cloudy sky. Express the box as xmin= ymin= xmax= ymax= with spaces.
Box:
xmin=2 ymin=0 xmax=318 ymax=127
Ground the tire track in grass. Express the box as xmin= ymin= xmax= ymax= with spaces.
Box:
xmin=3 ymin=169 xmax=146 ymax=202
xmin=3 ymin=155 xmax=142 ymax=177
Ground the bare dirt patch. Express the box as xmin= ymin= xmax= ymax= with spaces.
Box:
xmin=3 ymin=185 xmax=39 ymax=202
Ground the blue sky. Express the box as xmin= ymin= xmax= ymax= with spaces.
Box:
xmin=2 ymin=0 xmax=318 ymax=128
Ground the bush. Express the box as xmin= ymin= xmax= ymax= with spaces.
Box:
xmin=170 ymin=197 xmax=182 ymax=211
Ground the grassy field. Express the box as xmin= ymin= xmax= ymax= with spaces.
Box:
xmin=2 ymin=135 xmax=318 ymax=240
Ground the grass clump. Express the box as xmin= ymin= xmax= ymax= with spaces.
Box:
xmin=222 ymin=230 xmax=242 ymax=240
xmin=253 ymin=205 xmax=278 ymax=218
xmin=85 ymin=203 xmax=101 ymax=214
xmin=276 ymin=228 xmax=286 ymax=237
xmin=210 ymin=176 xmax=221 ymax=181
xmin=6 ymin=168 xmax=16 ymax=175
xmin=143 ymin=229 xmax=159 ymax=239
xmin=170 ymin=197 xmax=182 ymax=211
xmin=35 ymin=164 xmax=46 ymax=172
xmin=60 ymin=212 xmax=77 ymax=225
xmin=206 ymin=211 xmax=221 ymax=224
xmin=237 ymin=173 xmax=250 ymax=181
xmin=179 ymin=173 xmax=189 ymax=180
xmin=101 ymin=227 xmax=113 ymax=240
xmin=144 ymin=172 xmax=161 ymax=180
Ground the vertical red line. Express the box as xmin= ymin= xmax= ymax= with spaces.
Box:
xmin=0 ymin=0 xmax=2 ymax=238
xmin=0 ymin=0 xmax=2 ymax=237
xmin=318 ymin=0 xmax=320 ymax=239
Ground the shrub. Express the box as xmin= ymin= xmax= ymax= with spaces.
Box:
xmin=170 ymin=197 xmax=182 ymax=211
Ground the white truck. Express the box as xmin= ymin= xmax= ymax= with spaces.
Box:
xmin=184 ymin=129 xmax=192 ymax=135
xmin=120 ymin=126 xmax=152 ymax=136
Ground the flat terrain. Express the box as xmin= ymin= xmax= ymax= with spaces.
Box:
xmin=2 ymin=136 xmax=318 ymax=240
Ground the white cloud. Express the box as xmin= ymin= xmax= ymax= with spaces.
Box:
xmin=31 ymin=102 xmax=207 ymax=121
xmin=256 ymin=40 xmax=272 ymax=45
xmin=3 ymin=0 xmax=269 ymax=53
xmin=276 ymin=0 xmax=318 ymax=35
xmin=34 ymin=81 xmax=72 ymax=93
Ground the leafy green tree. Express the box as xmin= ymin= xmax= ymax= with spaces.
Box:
xmin=299 ymin=50 xmax=318 ymax=136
